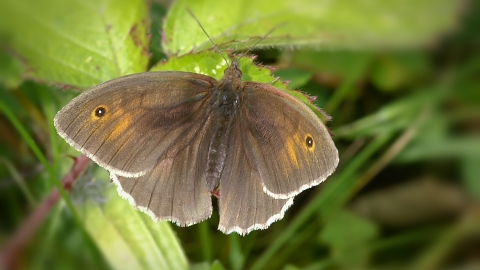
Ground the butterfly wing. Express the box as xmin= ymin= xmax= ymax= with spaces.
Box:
xmin=54 ymin=72 xmax=216 ymax=177
xmin=241 ymin=82 xmax=339 ymax=199
xmin=218 ymin=118 xmax=293 ymax=235
xmin=112 ymin=108 xmax=215 ymax=226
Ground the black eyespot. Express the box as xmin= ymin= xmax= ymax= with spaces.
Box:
xmin=306 ymin=136 xmax=314 ymax=148
xmin=94 ymin=106 xmax=106 ymax=117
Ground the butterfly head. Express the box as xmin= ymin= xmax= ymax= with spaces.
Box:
xmin=222 ymin=58 xmax=243 ymax=82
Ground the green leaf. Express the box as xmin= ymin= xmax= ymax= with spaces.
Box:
xmin=0 ymin=50 xmax=24 ymax=88
xmin=151 ymin=50 xmax=283 ymax=84
xmin=191 ymin=260 xmax=226 ymax=270
xmin=461 ymin=155 xmax=480 ymax=198
xmin=370 ymin=51 xmax=432 ymax=91
xmin=273 ymin=68 xmax=314 ymax=90
xmin=288 ymin=50 xmax=372 ymax=80
xmin=319 ymin=210 xmax=379 ymax=268
xmin=0 ymin=0 xmax=150 ymax=89
xmin=163 ymin=0 xmax=462 ymax=56
xmin=148 ymin=2 xmax=168 ymax=68
xmin=334 ymin=88 xmax=444 ymax=139
xmin=319 ymin=210 xmax=379 ymax=247
xmin=397 ymin=136 xmax=480 ymax=162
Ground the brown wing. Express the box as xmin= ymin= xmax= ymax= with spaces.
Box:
xmin=241 ymin=82 xmax=339 ymax=199
xmin=54 ymin=72 xmax=216 ymax=177
xmin=218 ymin=118 xmax=293 ymax=235
xmin=111 ymin=109 xmax=215 ymax=226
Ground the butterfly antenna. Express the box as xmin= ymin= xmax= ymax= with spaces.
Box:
xmin=187 ymin=8 xmax=230 ymax=65
xmin=238 ymin=22 xmax=287 ymax=63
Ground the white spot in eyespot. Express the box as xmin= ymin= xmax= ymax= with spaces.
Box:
xmin=85 ymin=56 xmax=92 ymax=63
xmin=194 ymin=66 xmax=200 ymax=73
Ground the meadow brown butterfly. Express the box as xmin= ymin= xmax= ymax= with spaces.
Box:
xmin=54 ymin=55 xmax=339 ymax=235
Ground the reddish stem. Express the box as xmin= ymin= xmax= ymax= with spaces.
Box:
xmin=0 ymin=155 xmax=90 ymax=270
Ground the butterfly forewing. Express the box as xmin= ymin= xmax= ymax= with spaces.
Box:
xmin=241 ymin=82 xmax=339 ymax=199
xmin=54 ymin=72 xmax=216 ymax=177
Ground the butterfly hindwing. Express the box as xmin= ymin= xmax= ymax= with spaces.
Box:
xmin=218 ymin=118 xmax=293 ymax=235
xmin=113 ymin=107 xmax=216 ymax=226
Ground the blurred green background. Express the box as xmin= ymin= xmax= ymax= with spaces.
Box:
xmin=1 ymin=0 xmax=479 ymax=269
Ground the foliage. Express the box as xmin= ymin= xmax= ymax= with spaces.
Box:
xmin=1 ymin=0 xmax=478 ymax=269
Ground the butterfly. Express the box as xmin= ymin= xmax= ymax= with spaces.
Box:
xmin=54 ymin=55 xmax=338 ymax=235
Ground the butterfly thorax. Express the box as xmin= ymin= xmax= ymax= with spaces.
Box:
xmin=205 ymin=62 xmax=243 ymax=192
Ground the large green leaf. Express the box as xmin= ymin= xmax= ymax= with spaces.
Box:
xmin=0 ymin=0 xmax=150 ymax=89
xmin=163 ymin=0 xmax=461 ymax=56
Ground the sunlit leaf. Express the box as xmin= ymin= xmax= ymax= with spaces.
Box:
xmin=0 ymin=0 xmax=150 ymax=89
xmin=163 ymin=0 xmax=462 ymax=56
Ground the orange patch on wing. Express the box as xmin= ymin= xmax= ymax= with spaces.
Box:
xmin=285 ymin=134 xmax=300 ymax=168
xmin=108 ymin=113 xmax=132 ymax=140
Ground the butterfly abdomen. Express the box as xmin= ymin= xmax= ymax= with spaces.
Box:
xmin=205 ymin=75 xmax=241 ymax=192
